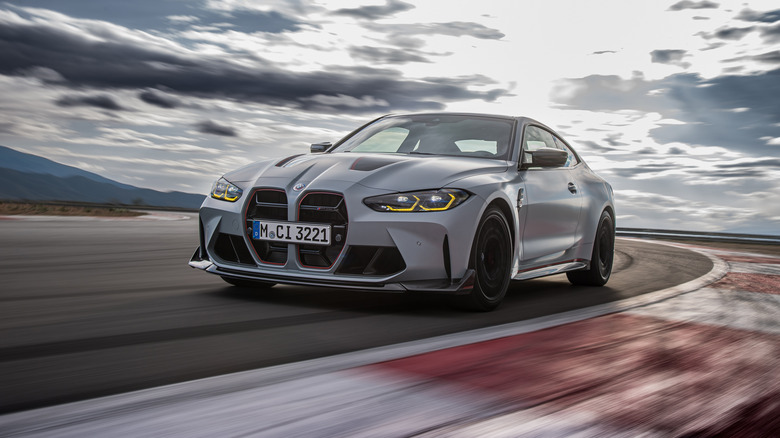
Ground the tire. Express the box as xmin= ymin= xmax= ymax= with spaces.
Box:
xmin=567 ymin=211 xmax=614 ymax=286
xmin=221 ymin=276 xmax=276 ymax=289
xmin=457 ymin=206 xmax=512 ymax=311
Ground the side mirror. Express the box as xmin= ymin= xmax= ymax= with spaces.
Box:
xmin=520 ymin=147 xmax=568 ymax=169
xmin=310 ymin=142 xmax=332 ymax=153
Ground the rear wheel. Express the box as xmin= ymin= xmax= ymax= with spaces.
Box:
xmin=221 ymin=276 xmax=276 ymax=289
xmin=457 ymin=206 xmax=512 ymax=311
xmin=567 ymin=211 xmax=614 ymax=286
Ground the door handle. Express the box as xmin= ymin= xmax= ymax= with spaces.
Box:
xmin=568 ymin=182 xmax=577 ymax=194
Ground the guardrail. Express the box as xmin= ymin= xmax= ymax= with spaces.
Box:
xmin=616 ymin=228 xmax=780 ymax=245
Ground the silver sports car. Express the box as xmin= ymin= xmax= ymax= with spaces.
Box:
xmin=190 ymin=113 xmax=615 ymax=311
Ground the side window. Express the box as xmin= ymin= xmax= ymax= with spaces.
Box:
xmin=522 ymin=125 xmax=557 ymax=165
xmin=553 ymin=135 xmax=579 ymax=168
xmin=523 ymin=126 xmax=556 ymax=151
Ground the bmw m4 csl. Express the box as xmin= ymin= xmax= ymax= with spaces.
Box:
xmin=190 ymin=113 xmax=615 ymax=311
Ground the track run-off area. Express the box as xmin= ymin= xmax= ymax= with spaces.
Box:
xmin=0 ymin=212 xmax=777 ymax=436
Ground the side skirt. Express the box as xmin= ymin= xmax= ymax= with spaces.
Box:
xmin=512 ymin=259 xmax=588 ymax=281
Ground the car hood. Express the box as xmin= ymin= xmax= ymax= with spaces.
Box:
xmin=224 ymin=153 xmax=508 ymax=192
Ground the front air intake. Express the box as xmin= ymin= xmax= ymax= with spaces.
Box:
xmin=245 ymin=189 xmax=288 ymax=265
xmin=213 ymin=233 xmax=254 ymax=265
xmin=336 ymin=246 xmax=406 ymax=276
xmin=297 ymin=192 xmax=348 ymax=268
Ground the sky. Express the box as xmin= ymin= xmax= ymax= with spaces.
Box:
xmin=0 ymin=0 xmax=779 ymax=234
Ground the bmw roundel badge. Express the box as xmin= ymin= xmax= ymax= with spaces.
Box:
xmin=293 ymin=183 xmax=306 ymax=192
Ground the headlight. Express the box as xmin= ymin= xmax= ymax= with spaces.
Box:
xmin=364 ymin=189 xmax=469 ymax=212
xmin=210 ymin=177 xmax=243 ymax=202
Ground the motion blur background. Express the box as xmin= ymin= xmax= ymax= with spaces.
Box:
xmin=0 ymin=0 xmax=778 ymax=233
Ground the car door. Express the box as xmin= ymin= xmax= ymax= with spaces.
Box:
xmin=519 ymin=125 xmax=583 ymax=262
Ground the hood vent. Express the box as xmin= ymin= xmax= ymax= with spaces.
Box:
xmin=275 ymin=154 xmax=304 ymax=167
xmin=350 ymin=156 xmax=400 ymax=172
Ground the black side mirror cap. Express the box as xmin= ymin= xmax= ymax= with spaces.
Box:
xmin=310 ymin=142 xmax=332 ymax=153
xmin=520 ymin=147 xmax=568 ymax=169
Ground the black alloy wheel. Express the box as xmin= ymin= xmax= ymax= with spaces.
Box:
xmin=567 ymin=211 xmax=614 ymax=286
xmin=458 ymin=206 xmax=512 ymax=311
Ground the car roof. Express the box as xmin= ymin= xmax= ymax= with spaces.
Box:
xmin=379 ymin=112 xmax=546 ymax=126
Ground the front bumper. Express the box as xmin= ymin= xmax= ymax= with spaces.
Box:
xmin=189 ymin=247 xmax=476 ymax=294
xmin=191 ymin=178 xmax=485 ymax=294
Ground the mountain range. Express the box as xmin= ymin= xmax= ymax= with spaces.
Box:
xmin=0 ymin=145 xmax=205 ymax=209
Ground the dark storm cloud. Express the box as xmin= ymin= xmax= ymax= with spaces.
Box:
xmin=13 ymin=0 xmax=196 ymax=31
xmin=139 ymin=89 xmax=181 ymax=109
xmin=611 ymin=163 xmax=684 ymax=179
xmin=13 ymin=0 xmax=303 ymax=34
xmin=651 ymin=49 xmax=687 ymax=64
xmin=385 ymin=34 xmax=426 ymax=50
xmin=333 ymin=0 xmax=414 ymax=20
xmin=349 ymin=46 xmax=431 ymax=64
xmin=0 ymin=12 xmax=507 ymax=113
xmin=668 ymin=1 xmax=719 ymax=11
xmin=0 ymin=122 xmax=15 ymax=134
xmin=363 ymin=21 xmax=505 ymax=42
xmin=762 ymin=23 xmax=780 ymax=41
xmin=391 ymin=22 xmax=506 ymax=40
xmin=703 ymin=10 xmax=780 ymax=42
xmin=196 ymin=120 xmax=237 ymax=137
xmin=715 ymin=158 xmax=780 ymax=169
xmin=553 ymin=74 xmax=668 ymax=113
xmin=218 ymin=10 xmax=302 ymax=34
xmin=55 ymin=94 xmax=125 ymax=111
xmin=727 ymin=50 xmax=780 ymax=64
xmin=737 ymin=8 xmax=780 ymax=23
xmin=579 ymin=140 xmax=619 ymax=153
xmin=708 ymin=26 xmax=755 ymax=40
xmin=552 ymin=69 xmax=780 ymax=154
xmin=604 ymin=133 xmax=629 ymax=147
xmin=690 ymin=169 xmax=763 ymax=179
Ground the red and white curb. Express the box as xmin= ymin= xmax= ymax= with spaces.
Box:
xmin=1 ymin=240 xmax=778 ymax=437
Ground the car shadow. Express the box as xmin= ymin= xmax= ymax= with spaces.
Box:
xmin=208 ymin=273 xmax=627 ymax=322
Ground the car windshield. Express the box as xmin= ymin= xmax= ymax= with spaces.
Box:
xmin=330 ymin=115 xmax=514 ymax=160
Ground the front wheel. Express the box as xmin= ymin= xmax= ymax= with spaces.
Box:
xmin=567 ymin=211 xmax=614 ymax=286
xmin=456 ymin=206 xmax=512 ymax=311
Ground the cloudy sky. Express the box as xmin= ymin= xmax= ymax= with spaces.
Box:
xmin=0 ymin=0 xmax=779 ymax=234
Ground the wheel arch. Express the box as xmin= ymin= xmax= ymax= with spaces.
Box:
xmin=603 ymin=204 xmax=615 ymax=228
xmin=485 ymin=197 xmax=516 ymax=258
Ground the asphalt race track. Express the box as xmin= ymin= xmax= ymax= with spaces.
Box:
xmin=0 ymin=213 xmax=714 ymax=414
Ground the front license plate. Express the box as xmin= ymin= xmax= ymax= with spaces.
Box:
xmin=252 ymin=221 xmax=331 ymax=246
